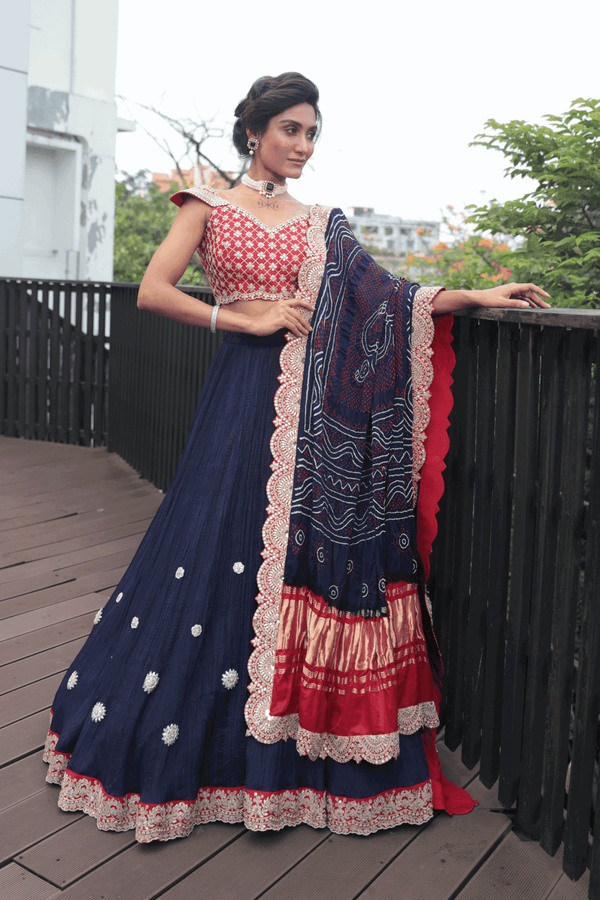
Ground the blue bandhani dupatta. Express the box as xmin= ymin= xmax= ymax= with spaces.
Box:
xmin=284 ymin=210 xmax=420 ymax=618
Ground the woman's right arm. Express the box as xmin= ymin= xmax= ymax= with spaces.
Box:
xmin=138 ymin=198 xmax=250 ymax=333
xmin=138 ymin=197 xmax=314 ymax=338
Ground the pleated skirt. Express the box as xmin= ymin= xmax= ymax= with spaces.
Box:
xmin=44 ymin=330 xmax=436 ymax=842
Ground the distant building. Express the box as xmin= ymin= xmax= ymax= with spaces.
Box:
xmin=346 ymin=207 xmax=440 ymax=256
xmin=152 ymin=166 xmax=231 ymax=193
xmin=1 ymin=0 xmax=133 ymax=281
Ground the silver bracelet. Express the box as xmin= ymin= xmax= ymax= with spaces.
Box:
xmin=210 ymin=305 xmax=219 ymax=334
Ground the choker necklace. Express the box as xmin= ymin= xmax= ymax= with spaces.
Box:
xmin=242 ymin=173 xmax=287 ymax=199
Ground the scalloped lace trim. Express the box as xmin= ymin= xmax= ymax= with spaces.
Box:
xmin=245 ymin=238 xmax=442 ymax=765
xmin=295 ymin=701 xmax=439 ymax=764
xmin=44 ymin=730 xmax=433 ymax=840
xmin=244 ymin=204 xmax=331 ymax=750
xmin=411 ymin=286 xmax=444 ymax=496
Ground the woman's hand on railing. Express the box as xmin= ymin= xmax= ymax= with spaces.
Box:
xmin=433 ymin=283 xmax=551 ymax=315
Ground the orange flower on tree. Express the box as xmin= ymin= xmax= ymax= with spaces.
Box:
xmin=478 ymin=238 xmax=493 ymax=249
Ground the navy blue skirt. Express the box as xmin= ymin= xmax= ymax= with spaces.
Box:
xmin=45 ymin=331 xmax=433 ymax=841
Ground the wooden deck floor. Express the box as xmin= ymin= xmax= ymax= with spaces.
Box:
xmin=0 ymin=434 xmax=589 ymax=900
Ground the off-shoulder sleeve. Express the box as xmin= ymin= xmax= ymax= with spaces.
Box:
xmin=170 ymin=185 xmax=228 ymax=208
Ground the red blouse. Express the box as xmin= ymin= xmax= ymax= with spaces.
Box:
xmin=170 ymin=185 xmax=310 ymax=306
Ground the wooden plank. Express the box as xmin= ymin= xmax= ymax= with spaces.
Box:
xmin=0 ymin=505 xmax=77 ymax=532
xmin=0 ymin=753 xmax=52 ymax=812
xmin=456 ymin=831 xmax=564 ymax=900
xmin=0 ymin=863 xmax=59 ymax=900
xmin=0 ymin=640 xmax=85 ymax=694
xmin=455 ymin=306 xmax=600 ymax=330
xmin=256 ymin=744 xmax=480 ymax=900
xmin=0 ymin=533 xmax=143 ymax=585
xmin=0 ymin=572 xmax=119 ymax=625
xmin=42 ymin=822 xmax=245 ymax=900
xmin=1 ymin=517 xmax=154 ymax=567
xmin=0 ymin=480 xmax=155 ymax=512
xmin=160 ymin=825 xmax=329 ymax=900
xmin=0 ymin=569 xmax=75 ymax=603
xmin=17 ymin=814 xmax=136 ymax=888
xmin=0 ymin=614 xmax=94 ymax=665
xmin=37 ymin=284 xmax=50 ymax=443
xmin=480 ymin=322 xmax=518 ymax=789
xmin=259 ymin=825 xmax=418 ymax=900
xmin=0 ymin=787 xmax=83 ymax=865
xmin=0 ymin=553 xmax=130 ymax=606
xmin=498 ymin=325 xmax=540 ymax=808
xmin=0 ymin=596 xmax=107 ymax=638
xmin=0 ymin=709 xmax=52 ymax=767
xmin=563 ymin=334 xmax=600 ymax=881
xmin=545 ymin=871 xmax=590 ymax=900
xmin=353 ymin=779 xmax=512 ymax=900
xmin=0 ymin=672 xmax=63 ymax=726
xmin=517 ymin=328 xmax=565 ymax=839
xmin=0 ymin=498 xmax=160 ymax=557
xmin=589 ymin=796 xmax=600 ymax=900
xmin=540 ymin=331 xmax=592 ymax=856
xmin=0 ymin=469 xmax=144 ymax=502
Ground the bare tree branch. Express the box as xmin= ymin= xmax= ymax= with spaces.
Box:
xmin=118 ymin=95 xmax=248 ymax=188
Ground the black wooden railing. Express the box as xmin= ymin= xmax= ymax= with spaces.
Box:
xmin=107 ymin=283 xmax=224 ymax=491
xmin=0 ymin=279 xmax=110 ymax=445
xmin=1 ymin=277 xmax=598 ymax=897
xmin=430 ymin=307 xmax=600 ymax=896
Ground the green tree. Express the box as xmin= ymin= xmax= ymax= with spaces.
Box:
xmin=399 ymin=207 xmax=515 ymax=289
xmin=466 ymin=98 xmax=600 ymax=308
xmin=113 ymin=171 xmax=205 ymax=285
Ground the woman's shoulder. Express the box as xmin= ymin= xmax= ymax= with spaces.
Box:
xmin=170 ymin=185 xmax=229 ymax=209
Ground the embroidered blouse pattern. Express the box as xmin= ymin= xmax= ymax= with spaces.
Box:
xmin=172 ymin=185 xmax=310 ymax=306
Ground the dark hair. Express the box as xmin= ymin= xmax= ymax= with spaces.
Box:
xmin=233 ymin=72 xmax=321 ymax=157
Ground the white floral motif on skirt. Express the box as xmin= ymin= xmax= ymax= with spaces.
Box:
xmin=162 ymin=724 xmax=179 ymax=746
xmin=142 ymin=672 xmax=159 ymax=693
xmin=222 ymin=669 xmax=239 ymax=690
xmin=91 ymin=702 xmax=106 ymax=722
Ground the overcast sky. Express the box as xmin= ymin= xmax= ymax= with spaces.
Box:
xmin=115 ymin=0 xmax=600 ymax=224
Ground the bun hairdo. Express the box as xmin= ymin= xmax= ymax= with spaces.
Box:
xmin=232 ymin=72 xmax=321 ymax=157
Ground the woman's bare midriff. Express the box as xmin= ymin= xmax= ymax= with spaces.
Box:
xmin=225 ymin=298 xmax=305 ymax=318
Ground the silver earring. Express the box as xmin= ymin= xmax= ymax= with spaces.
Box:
xmin=247 ymin=138 xmax=258 ymax=156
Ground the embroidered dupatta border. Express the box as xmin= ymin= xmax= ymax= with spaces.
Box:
xmin=244 ymin=212 xmax=450 ymax=764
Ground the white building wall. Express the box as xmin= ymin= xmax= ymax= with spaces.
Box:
xmin=0 ymin=0 xmax=30 ymax=277
xmin=0 ymin=0 xmax=120 ymax=281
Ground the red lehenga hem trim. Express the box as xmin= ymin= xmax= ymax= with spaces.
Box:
xmin=43 ymin=729 xmax=435 ymax=841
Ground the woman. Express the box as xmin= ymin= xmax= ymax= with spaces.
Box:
xmin=44 ymin=73 xmax=550 ymax=842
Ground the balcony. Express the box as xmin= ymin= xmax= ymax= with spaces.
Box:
xmin=1 ymin=277 xmax=597 ymax=898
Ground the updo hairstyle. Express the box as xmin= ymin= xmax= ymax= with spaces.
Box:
xmin=233 ymin=72 xmax=321 ymax=157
